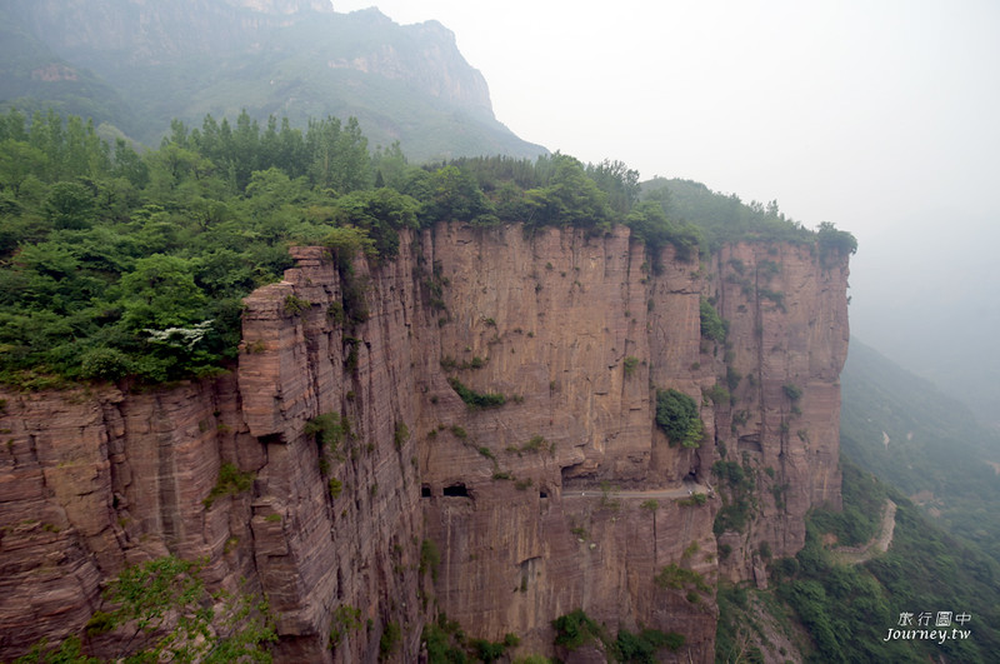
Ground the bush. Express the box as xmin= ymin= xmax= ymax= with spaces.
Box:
xmin=817 ymin=221 xmax=858 ymax=260
xmin=394 ymin=421 xmax=409 ymax=449
xmin=379 ymin=621 xmax=401 ymax=660
xmin=419 ymin=539 xmax=441 ymax=582
xmin=614 ymin=628 xmax=684 ymax=663
xmin=654 ymin=564 xmax=710 ymax=593
xmin=704 ymin=383 xmax=730 ymax=406
xmin=552 ymin=609 xmax=602 ymax=650
xmin=782 ymin=382 xmax=803 ymax=401
xmin=448 ymin=377 xmax=506 ymax=409
xmin=305 ymin=412 xmax=345 ymax=451
xmin=203 ymin=463 xmax=254 ymax=508
xmin=283 ymin=294 xmax=311 ymax=316
xmin=655 ymin=388 xmax=703 ymax=447
xmin=79 ymin=347 xmax=132 ymax=380
xmin=699 ymin=297 xmax=727 ymax=342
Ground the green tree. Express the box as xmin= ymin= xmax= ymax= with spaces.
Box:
xmin=523 ymin=154 xmax=612 ymax=230
xmin=116 ymin=254 xmax=208 ymax=331
xmin=586 ymin=158 xmax=639 ymax=216
xmin=0 ymin=139 xmax=48 ymax=196
xmin=44 ymin=181 xmax=96 ymax=230
xmin=655 ymin=388 xmax=703 ymax=447
xmin=423 ymin=164 xmax=493 ymax=223
xmin=334 ymin=187 xmax=420 ymax=260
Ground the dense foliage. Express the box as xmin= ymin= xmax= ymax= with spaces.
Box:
xmin=0 ymin=108 xmax=846 ymax=386
xmin=717 ymin=454 xmax=1000 ymax=663
xmin=655 ymin=388 xmax=703 ymax=447
xmin=771 ymin=459 xmax=1000 ymax=663
xmin=840 ymin=338 xmax=1000 ymax=563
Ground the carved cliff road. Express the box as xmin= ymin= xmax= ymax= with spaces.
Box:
xmin=562 ymin=484 xmax=712 ymax=501
xmin=832 ymin=499 xmax=898 ymax=565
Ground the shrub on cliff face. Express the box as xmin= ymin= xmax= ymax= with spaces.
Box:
xmin=613 ymin=627 xmax=685 ymax=662
xmin=448 ymin=377 xmax=506 ymax=409
xmin=699 ymin=297 xmax=728 ymax=343
xmin=203 ymin=463 xmax=255 ymax=508
xmin=24 ymin=556 xmax=276 ymax=662
xmin=655 ymin=389 xmax=703 ymax=448
xmin=305 ymin=412 xmax=346 ymax=453
xmin=552 ymin=609 xmax=603 ymax=650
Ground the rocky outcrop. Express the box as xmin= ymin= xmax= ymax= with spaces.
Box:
xmin=0 ymin=222 xmax=849 ymax=662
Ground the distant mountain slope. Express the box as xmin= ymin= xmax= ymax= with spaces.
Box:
xmin=1 ymin=0 xmax=546 ymax=160
xmin=0 ymin=5 xmax=134 ymax=132
xmin=840 ymin=337 xmax=1000 ymax=561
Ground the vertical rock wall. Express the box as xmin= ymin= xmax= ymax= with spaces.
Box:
xmin=0 ymin=222 xmax=849 ymax=662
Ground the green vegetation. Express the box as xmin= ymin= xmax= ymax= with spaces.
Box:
xmin=654 ymin=564 xmax=711 ymax=595
xmin=782 ymin=382 xmax=803 ymax=401
xmin=817 ymin=221 xmax=858 ymax=262
xmin=419 ymin=538 xmax=441 ymax=582
xmin=0 ymin=108 xmax=845 ymax=387
xmin=612 ymin=628 xmax=684 ymax=663
xmin=19 ymin=556 xmax=275 ymax=663
xmin=717 ymin=449 xmax=1000 ymax=663
xmin=765 ymin=460 xmax=1000 ymax=662
xmin=699 ymin=297 xmax=727 ymax=343
xmin=655 ymin=388 xmax=703 ymax=447
xmin=304 ymin=412 xmax=346 ymax=451
xmin=507 ymin=434 xmax=556 ymax=457
xmin=328 ymin=604 xmax=363 ymax=649
xmin=711 ymin=459 xmax=756 ymax=534
xmin=282 ymin=294 xmax=311 ymax=316
xmin=677 ymin=492 xmax=708 ymax=507
xmin=203 ymin=462 xmax=254 ymax=509
xmin=422 ymin=613 xmax=522 ymax=663
xmin=623 ymin=355 xmax=640 ymax=377
xmin=551 ymin=609 xmax=683 ymax=663
xmin=378 ymin=621 xmax=401 ymax=661
xmin=306 ymin=412 xmax=347 ymax=474
xmin=393 ymin=421 xmax=409 ymax=449
xmin=552 ymin=609 xmax=603 ymax=650
xmin=704 ymin=383 xmax=730 ymax=406
xmin=448 ymin=377 xmax=506 ymax=409
xmin=841 ymin=338 xmax=1000 ymax=563
xmin=641 ymin=178 xmax=850 ymax=253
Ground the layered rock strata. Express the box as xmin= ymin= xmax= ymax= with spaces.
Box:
xmin=0 ymin=222 xmax=849 ymax=662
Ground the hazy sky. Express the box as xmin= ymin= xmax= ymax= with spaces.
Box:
xmin=331 ymin=1 xmax=1000 ymax=230
xmin=331 ymin=1 xmax=1000 ymax=412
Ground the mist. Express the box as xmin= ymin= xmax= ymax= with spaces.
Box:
xmin=334 ymin=0 xmax=1000 ymax=424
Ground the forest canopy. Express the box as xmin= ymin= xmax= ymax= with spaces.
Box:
xmin=0 ymin=108 xmax=854 ymax=386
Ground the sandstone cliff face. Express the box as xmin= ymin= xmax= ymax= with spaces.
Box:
xmin=0 ymin=222 xmax=849 ymax=662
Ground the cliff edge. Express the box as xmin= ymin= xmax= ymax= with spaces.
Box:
xmin=0 ymin=222 xmax=849 ymax=662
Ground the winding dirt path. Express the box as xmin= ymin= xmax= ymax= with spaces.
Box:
xmin=832 ymin=499 xmax=897 ymax=565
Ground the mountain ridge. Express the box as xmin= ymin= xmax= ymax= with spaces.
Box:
xmin=1 ymin=0 xmax=545 ymax=160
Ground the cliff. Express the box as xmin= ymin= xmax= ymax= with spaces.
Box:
xmin=3 ymin=0 xmax=534 ymax=159
xmin=0 ymin=222 xmax=849 ymax=662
